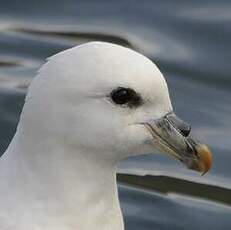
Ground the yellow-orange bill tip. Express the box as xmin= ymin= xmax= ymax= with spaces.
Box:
xmin=195 ymin=144 xmax=212 ymax=176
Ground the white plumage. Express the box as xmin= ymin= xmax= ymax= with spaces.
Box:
xmin=0 ymin=42 xmax=172 ymax=230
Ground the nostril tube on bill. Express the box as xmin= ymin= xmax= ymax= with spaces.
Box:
xmin=180 ymin=125 xmax=191 ymax=137
xmin=166 ymin=112 xmax=191 ymax=137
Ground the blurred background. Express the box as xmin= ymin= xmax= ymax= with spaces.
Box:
xmin=0 ymin=0 xmax=231 ymax=229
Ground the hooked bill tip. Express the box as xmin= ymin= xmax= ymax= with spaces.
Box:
xmin=195 ymin=144 xmax=212 ymax=175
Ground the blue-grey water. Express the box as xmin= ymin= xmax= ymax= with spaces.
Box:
xmin=0 ymin=0 xmax=231 ymax=229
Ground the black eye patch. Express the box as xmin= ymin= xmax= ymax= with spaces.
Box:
xmin=110 ymin=87 xmax=143 ymax=108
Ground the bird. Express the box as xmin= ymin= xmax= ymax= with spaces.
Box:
xmin=0 ymin=42 xmax=212 ymax=230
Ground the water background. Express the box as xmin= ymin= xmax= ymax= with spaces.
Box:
xmin=0 ymin=0 xmax=231 ymax=229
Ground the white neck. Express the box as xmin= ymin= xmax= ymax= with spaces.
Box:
xmin=0 ymin=131 xmax=124 ymax=230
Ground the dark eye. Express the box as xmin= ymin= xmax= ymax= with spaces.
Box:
xmin=110 ymin=87 xmax=142 ymax=107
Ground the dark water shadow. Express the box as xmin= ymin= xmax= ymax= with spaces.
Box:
xmin=117 ymin=173 xmax=231 ymax=206
xmin=11 ymin=27 xmax=133 ymax=48
xmin=0 ymin=60 xmax=21 ymax=67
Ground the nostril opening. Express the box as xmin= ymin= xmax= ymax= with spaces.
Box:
xmin=166 ymin=112 xmax=191 ymax=137
xmin=181 ymin=125 xmax=191 ymax=137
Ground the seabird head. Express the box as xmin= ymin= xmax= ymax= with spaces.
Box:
xmin=19 ymin=41 xmax=212 ymax=173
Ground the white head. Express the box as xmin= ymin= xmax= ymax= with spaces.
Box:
xmin=1 ymin=42 xmax=211 ymax=230
xmin=18 ymin=41 xmax=211 ymax=170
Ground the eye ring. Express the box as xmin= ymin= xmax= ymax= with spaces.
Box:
xmin=110 ymin=87 xmax=142 ymax=108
